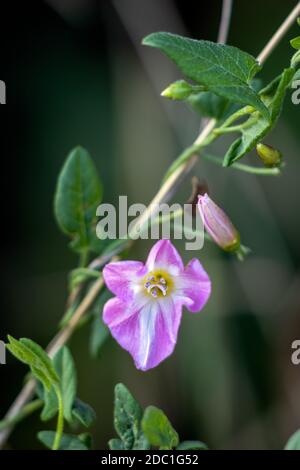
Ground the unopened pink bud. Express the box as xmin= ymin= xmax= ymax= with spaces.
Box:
xmin=198 ymin=193 xmax=240 ymax=252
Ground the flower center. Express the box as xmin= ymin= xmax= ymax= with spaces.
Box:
xmin=143 ymin=270 xmax=173 ymax=299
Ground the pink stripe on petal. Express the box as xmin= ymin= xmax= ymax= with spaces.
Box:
xmin=103 ymin=295 xmax=182 ymax=371
xmin=146 ymin=239 xmax=184 ymax=273
xmin=138 ymin=297 xmax=183 ymax=370
xmin=103 ymin=260 xmax=146 ymax=303
xmin=176 ymin=258 xmax=211 ymax=313
xmin=103 ymin=297 xmax=138 ymax=328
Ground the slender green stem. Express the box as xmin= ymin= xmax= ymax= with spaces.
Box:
xmin=172 ymin=223 xmax=250 ymax=261
xmin=0 ymin=399 xmax=43 ymax=432
xmin=213 ymin=125 xmax=243 ymax=135
xmin=202 ymin=152 xmax=281 ymax=175
xmin=220 ymin=105 xmax=254 ymax=128
xmin=137 ymin=208 xmax=184 ymax=238
xmin=153 ymin=209 xmax=184 ymax=226
xmin=162 ymin=143 xmax=201 ymax=182
xmin=79 ymin=249 xmax=89 ymax=268
xmin=52 ymin=387 xmax=64 ymax=451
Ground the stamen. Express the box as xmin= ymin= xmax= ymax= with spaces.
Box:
xmin=144 ymin=274 xmax=169 ymax=298
xmin=151 ymin=287 xmax=158 ymax=298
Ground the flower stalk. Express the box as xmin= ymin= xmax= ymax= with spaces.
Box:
xmin=52 ymin=387 xmax=64 ymax=451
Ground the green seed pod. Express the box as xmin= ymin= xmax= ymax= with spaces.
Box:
xmin=256 ymin=143 xmax=282 ymax=167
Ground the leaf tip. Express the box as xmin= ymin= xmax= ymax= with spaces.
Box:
xmin=142 ymin=33 xmax=156 ymax=47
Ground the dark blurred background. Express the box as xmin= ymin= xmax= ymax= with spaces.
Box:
xmin=0 ymin=0 xmax=300 ymax=450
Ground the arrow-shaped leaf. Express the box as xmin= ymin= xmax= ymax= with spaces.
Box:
xmin=143 ymin=32 xmax=269 ymax=119
xmin=54 ymin=146 xmax=103 ymax=254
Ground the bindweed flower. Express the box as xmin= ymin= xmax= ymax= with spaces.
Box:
xmin=102 ymin=240 xmax=211 ymax=371
xmin=198 ymin=193 xmax=240 ymax=252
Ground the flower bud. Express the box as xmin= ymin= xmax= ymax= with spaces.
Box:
xmin=256 ymin=143 xmax=282 ymax=167
xmin=161 ymin=80 xmax=206 ymax=101
xmin=161 ymin=80 xmax=194 ymax=100
xmin=198 ymin=193 xmax=240 ymax=252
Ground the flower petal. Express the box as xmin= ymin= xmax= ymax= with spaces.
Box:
xmin=146 ymin=239 xmax=184 ymax=274
xmin=198 ymin=193 xmax=240 ymax=251
xmin=103 ymin=260 xmax=146 ymax=302
xmin=176 ymin=258 xmax=211 ymax=312
xmin=103 ymin=296 xmax=182 ymax=371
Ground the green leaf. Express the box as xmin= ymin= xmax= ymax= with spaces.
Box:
xmin=72 ymin=398 xmax=96 ymax=428
xmin=40 ymin=385 xmax=58 ymax=421
xmin=285 ymin=429 xmax=300 ymax=450
xmin=53 ymin=347 xmax=77 ymax=422
xmin=143 ymin=32 xmax=268 ymax=118
xmin=294 ymin=68 xmax=300 ymax=80
xmin=223 ymin=68 xmax=294 ymax=166
xmin=187 ymin=79 xmax=262 ymax=121
xmin=89 ymin=290 xmax=111 ymax=358
xmin=89 ymin=316 xmax=109 ymax=358
xmin=6 ymin=336 xmax=59 ymax=391
xmin=290 ymin=36 xmax=300 ymax=50
xmin=78 ymin=433 xmax=93 ymax=449
xmin=133 ymin=432 xmax=150 ymax=451
xmin=38 ymin=347 xmax=77 ymax=422
xmin=177 ymin=440 xmax=208 ymax=450
xmin=188 ymin=91 xmax=231 ymax=120
xmin=20 ymin=339 xmax=59 ymax=384
xmin=109 ymin=438 xmax=125 ymax=450
xmin=38 ymin=431 xmax=88 ymax=450
xmin=113 ymin=383 xmax=149 ymax=450
xmin=54 ymin=146 xmax=103 ymax=254
xmin=142 ymin=406 xmax=179 ymax=450
xmin=291 ymin=49 xmax=300 ymax=68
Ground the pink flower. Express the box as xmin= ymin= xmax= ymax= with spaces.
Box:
xmin=198 ymin=193 xmax=240 ymax=252
xmin=102 ymin=240 xmax=211 ymax=371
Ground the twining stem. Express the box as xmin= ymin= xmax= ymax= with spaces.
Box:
xmin=202 ymin=153 xmax=281 ymax=175
xmin=52 ymin=387 xmax=64 ymax=451
xmin=0 ymin=3 xmax=297 ymax=451
xmin=218 ymin=0 xmax=233 ymax=44
xmin=257 ymin=2 xmax=300 ymax=65
xmin=0 ymin=399 xmax=43 ymax=432
xmin=47 ymin=275 xmax=106 ymax=358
